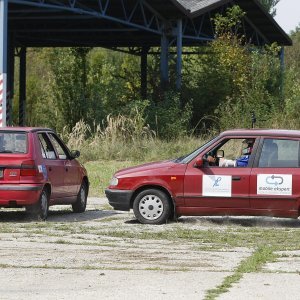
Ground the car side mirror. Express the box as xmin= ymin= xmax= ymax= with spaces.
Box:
xmin=70 ymin=150 xmax=80 ymax=159
xmin=194 ymin=158 xmax=203 ymax=168
xmin=216 ymin=150 xmax=224 ymax=158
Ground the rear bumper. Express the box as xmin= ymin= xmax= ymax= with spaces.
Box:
xmin=105 ymin=189 xmax=134 ymax=211
xmin=0 ymin=184 xmax=43 ymax=207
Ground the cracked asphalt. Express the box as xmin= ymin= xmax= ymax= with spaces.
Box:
xmin=0 ymin=197 xmax=299 ymax=299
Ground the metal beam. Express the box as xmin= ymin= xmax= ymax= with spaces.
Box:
xmin=243 ymin=15 xmax=269 ymax=45
xmin=19 ymin=47 xmax=26 ymax=126
xmin=10 ymin=0 xmax=165 ymax=35
xmin=0 ymin=0 xmax=8 ymax=127
xmin=160 ymin=24 xmax=169 ymax=87
xmin=7 ymin=33 xmax=15 ymax=126
xmin=176 ymin=19 xmax=182 ymax=91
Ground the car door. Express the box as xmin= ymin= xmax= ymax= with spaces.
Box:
xmin=38 ymin=132 xmax=65 ymax=199
xmin=250 ymin=137 xmax=300 ymax=217
xmin=184 ymin=137 xmax=255 ymax=209
xmin=47 ymin=132 xmax=80 ymax=197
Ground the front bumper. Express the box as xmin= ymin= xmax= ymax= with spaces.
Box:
xmin=105 ymin=189 xmax=134 ymax=211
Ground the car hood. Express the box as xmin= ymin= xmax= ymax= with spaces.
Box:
xmin=115 ymin=160 xmax=178 ymax=177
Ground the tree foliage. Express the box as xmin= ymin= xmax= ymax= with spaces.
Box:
xmin=258 ymin=0 xmax=280 ymax=16
xmin=18 ymin=2 xmax=300 ymax=139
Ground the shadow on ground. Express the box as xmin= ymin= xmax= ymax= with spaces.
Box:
xmin=177 ymin=215 xmax=300 ymax=228
xmin=0 ymin=208 xmax=119 ymax=223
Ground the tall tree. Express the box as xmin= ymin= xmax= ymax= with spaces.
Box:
xmin=258 ymin=0 xmax=280 ymax=16
xmin=48 ymin=47 xmax=91 ymax=131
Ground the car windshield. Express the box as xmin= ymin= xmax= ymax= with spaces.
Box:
xmin=0 ymin=132 xmax=27 ymax=154
xmin=175 ymin=135 xmax=219 ymax=163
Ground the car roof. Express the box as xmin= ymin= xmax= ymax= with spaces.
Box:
xmin=0 ymin=127 xmax=55 ymax=133
xmin=220 ymin=129 xmax=300 ymax=138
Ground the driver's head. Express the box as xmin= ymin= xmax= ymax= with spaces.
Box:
xmin=241 ymin=138 xmax=254 ymax=155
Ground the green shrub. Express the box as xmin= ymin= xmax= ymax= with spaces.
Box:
xmin=147 ymin=91 xmax=192 ymax=139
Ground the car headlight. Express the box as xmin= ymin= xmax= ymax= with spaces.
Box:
xmin=110 ymin=176 xmax=119 ymax=186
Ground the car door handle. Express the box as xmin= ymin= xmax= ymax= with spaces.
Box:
xmin=232 ymin=176 xmax=241 ymax=181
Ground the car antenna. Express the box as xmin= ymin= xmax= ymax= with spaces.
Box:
xmin=251 ymin=111 xmax=256 ymax=129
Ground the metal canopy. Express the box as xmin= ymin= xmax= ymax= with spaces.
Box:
xmin=0 ymin=0 xmax=293 ymax=127
xmin=8 ymin=0 xmax=292 ymax=47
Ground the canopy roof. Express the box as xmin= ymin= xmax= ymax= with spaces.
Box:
xmin=8 ymin=0 xmax=292 ymax=48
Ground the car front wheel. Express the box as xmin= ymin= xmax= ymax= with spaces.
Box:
xmin=72 ymin=181 xmax=88 ymax=213
xmin=133 ymin=189 xmax=171 ymax=225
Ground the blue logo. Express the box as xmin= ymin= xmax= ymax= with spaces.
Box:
xmin=266 ymin=175 xmax=283 ymax=186
xmin=213 ymin=177 xmax=222 ymax=187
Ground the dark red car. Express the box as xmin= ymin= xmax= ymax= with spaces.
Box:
xmin=106 ymin=129 xmax=300 ymax=224
xmin=0 ymin=127 xmax=89 ymax=220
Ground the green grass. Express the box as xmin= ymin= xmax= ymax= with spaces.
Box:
xmin=84 ymin=160 xmax=140 ymax=196
xmin=205 ymin=246 xmax=277 ymax=300
xmin=2 ymin=222 xmax=299 ymax=251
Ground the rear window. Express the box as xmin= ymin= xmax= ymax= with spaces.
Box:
xmin=258 ymin=138 xmax=300 ymax=168
xmin=0 ymin=132 xmax=27 ymax=154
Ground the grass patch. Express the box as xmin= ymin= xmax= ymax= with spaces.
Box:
xmin=1 ymin=223 xmax=300 ymax=251
xmin=55 ymin=239 xmax=71 ymax=244
xmin=101 ymin=203 xmax=114 ymax=210
xmin=85 ymin=160 xmax=140 ymax=196
xmin=205 ymin=246 xmax=277 ymax=300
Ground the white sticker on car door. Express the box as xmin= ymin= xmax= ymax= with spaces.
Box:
xmin=257 ymin=174 xmax=292 ymax=195
xmin=203 ymin=175 xmax=232 ymax=197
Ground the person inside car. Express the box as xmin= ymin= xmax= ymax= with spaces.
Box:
xmin=219 ymin=138 xmax=254 ymax=167
xmin=206 ymin=138 xmax=255 ymax=167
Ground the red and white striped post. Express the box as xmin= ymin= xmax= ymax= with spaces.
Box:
xmin=0 ymin=0 xmax=8 ymax=127
xmin=0 ymin=73 xmax=7 ymax=127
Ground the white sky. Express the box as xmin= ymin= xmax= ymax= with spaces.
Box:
xmin=274 ymin=0 xmax=300 ymax=33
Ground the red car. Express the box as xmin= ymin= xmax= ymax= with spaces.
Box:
xmin=0 ymin=127 xmax=89 ymax=220
xmin=106 ymin=129 xmax=300 ymax=224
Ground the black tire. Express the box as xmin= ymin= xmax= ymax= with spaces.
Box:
xmin=133 ymin=189 xmax=171 ymax=225
xmin=72 ymin=181 xmax=88 ymax=213
xmin=26 ymin=188 xmax=49 ymax=221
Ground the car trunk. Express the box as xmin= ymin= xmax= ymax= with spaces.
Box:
xmin=0 ymin=131 xmax=37 ymax=184
xmin=0 ymin=156 xmax=30 ymax=183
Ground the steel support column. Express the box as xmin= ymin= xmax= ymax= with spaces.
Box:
xmin=7 ymin=33 xmax=15 ymax=126
xmin=160 ymin=24 xmax=169 ymax=87
xmin=176 ymin=19 xmax=183 ymax=91
xmin=19 ymin=47 xmax=26 ymax=126
xmin=0 ymin=0 xmax=8 ymax=127
xmin=141 ymin=46 xmax=148 ymax=99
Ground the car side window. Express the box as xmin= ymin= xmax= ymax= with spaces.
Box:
xmin=258 ymin=138 xmax=299 ymax=167
xmin=204 ymin=138 xmax=255 ymax=167
xmin=38 ymin=133 xmax=56 ymax=159
xmin=48 ymin=133 xmax=69 ymax=160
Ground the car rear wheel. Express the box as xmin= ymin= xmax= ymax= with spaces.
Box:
xmin=72 ymin=181 xmax=88 ymax=213
xmin=26 ymin=188 xmax=49 ymax=221
xmin=133 ymin=189 xmax=171 ymax=225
